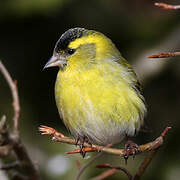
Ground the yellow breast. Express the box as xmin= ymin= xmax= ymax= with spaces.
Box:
xmin=55 ymin=59 xmax=146 ymax=145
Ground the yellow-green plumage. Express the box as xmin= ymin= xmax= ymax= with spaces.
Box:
xmin=45 ymin=28 xmax=146 ymax=145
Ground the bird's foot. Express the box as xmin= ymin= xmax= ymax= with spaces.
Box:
xmin=75 ymin=136 xmax=91 ymax=158
xmin=75 ymin=137 xmax=80 ymax=146
xmin=123 ymin=140 xmax=141 ymax=164
xmin=79 ymin=144 xmax=86 ymax=158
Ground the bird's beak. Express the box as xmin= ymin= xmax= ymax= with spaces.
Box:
xmin=43 ymin=55 xmax=67 ymax=69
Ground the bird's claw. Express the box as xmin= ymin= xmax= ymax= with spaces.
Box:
xmin=79 ymin=145 xmax=86 ymax=158
xmin=123 ymin=140 xmax=141 ymax=164
xmin=76 ymin=136 xmax=91 ymax=158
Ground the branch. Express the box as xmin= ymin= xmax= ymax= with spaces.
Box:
xmin=0 ymin=113 xmax=40 ymax=180
xmin=0 ymin=61 xmax=20 ymax=134
xmin=75 ymin=144 xmax=112 ymax=180
xmin=133 ymin=127 xmax=170 ymax=180
xmin=0 ymin=61 xmax=40 ymax=179
xmin=95 ymin=163 xmax=133 ymax=180
xmin=39 ymin=125 xmax=171 ymax=157
xmin=148 ymin=52 xmax=180 ymax=58
xmin=10 ymin=136 xmax=40 ymax=179
xmin=90 ymin=169 xmax=118 ymax=180
xmin=91 ymin=127 xmax=171 ymax=180
xmin=0 ymin=116 xmax=13 ymax=158
xmin=133 ymin=25 xmax=180 ymax=84
xmin=75 ymin=152 xmax=103 ymax=180
xmin=0 ymin=161 xmax=19 ymax=170
xmin=133 ymin=150 xmax=157 ymax=180
xmin=155 ymin=3 xmax=180 ymax=10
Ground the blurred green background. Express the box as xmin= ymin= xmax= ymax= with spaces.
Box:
xmin=0 ymin=0 xmax=180 ymax=179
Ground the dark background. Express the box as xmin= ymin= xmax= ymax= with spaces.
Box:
xmin=0 ymin=0 xmax=180 ymax=179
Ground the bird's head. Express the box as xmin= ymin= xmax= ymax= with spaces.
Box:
xmin=44 ymin=28 xmax=120 ymax=70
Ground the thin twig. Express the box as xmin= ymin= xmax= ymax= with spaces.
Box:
xmin=76 ymin=160 xmax=81 ymax=170
xmin=155 ymin=3 xmax=180 ymax=10
xmin=11 ymin=173 xmax=29 ymax=180
xmin=0 ymin=116 xmax=13 ymax=157
xmin=95 ymin=163 xmax=133 ymax=180
xmin=67 ymin=147 xmax=98 ymax=154
xmin=0 ymin=161 xmax=19 ymax=170
xmin=0 ymin=145 xmax=13 ymax=157
xmin=76 ymin=152 xmax=103 ymax=180
xmin=133 ymin=127 xmax=171 ymax=180
xmin=9 ymin=135 xmax=40 ymax=180
xmin=75 ymin=144 xmax=112 ymax=180
xmin=133 ymin=24 xmax=180 ymax=84
xmin=148 ymin=52 xmax=180 ymax=58
xmin=134 ymin=150 xmax=157 ymax=180
xmin=91 ymin=126 xmax=171 ymax=180
xmin=0 ymin=61 xmax=20 ymax=134
xmin=90 ymin=169 xmax=118 ymax=180
xmin=0 ymin=61 xmax=40 ymax=179
xmin=39 ymin=125 xmax=171 ymax=157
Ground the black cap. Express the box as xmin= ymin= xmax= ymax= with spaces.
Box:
xmin=54 ymin=28 xmax=85 ymax=52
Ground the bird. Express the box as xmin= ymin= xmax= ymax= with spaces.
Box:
xmin=44 ymin=28 xmax=146 ymax=157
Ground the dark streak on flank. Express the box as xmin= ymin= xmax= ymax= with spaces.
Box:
xmin=54 ymin=28 xmax=85 ymax=53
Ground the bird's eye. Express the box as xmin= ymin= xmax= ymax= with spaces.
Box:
xmin=67 ymin=48 xmax=75 ymax=55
